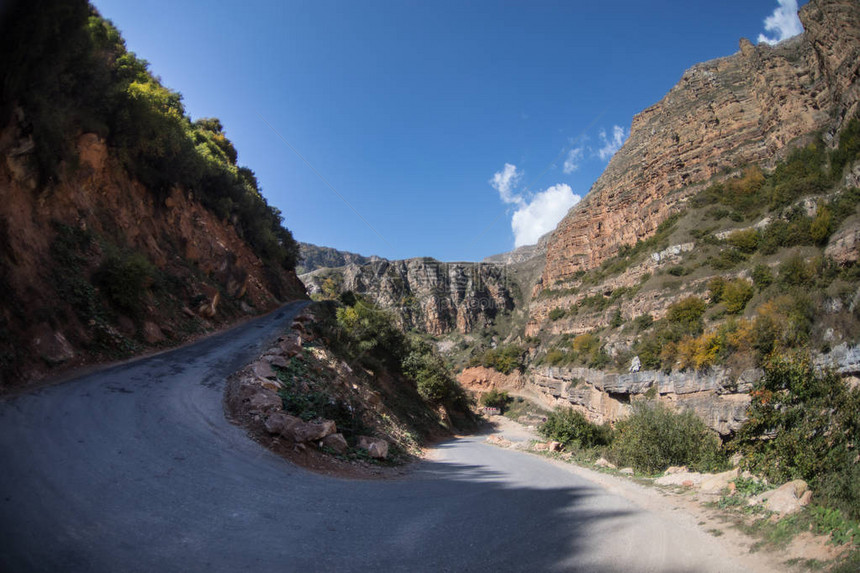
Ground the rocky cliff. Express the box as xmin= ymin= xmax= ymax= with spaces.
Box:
xmin=0 ymin=2 xmax=307 ymax=388
xmin=296 ymin=242 xmax=384 ymax=275
xmin=542 ymin=0 xmax=860 ymax=288
xmin=0 ymin=120 xmax=307 ymax=387
xmin=302 ymin=258 xmax=516 ymax=335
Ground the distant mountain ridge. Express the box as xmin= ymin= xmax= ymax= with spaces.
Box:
xmin=296 ymin=242 xmax=384 ymax=274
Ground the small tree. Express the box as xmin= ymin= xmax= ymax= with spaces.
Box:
xmin=539 ymin=408 xmax=613 ymax=450
xmin=480 ymin=389 xmax=511 ymax=411
xmin=610 ymin=402 xmax=724 ymax=473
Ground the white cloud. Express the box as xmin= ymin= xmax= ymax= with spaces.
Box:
xmin=490 ymin=163 xmax=524 ymax=205
xmin=597 ymin=125 xmax=627 ymax=161
xmin=511 ymin=183 xmax=580 ymax=247
xmin=757 ymin=0 xmax=803 ymax=45
xmin=563 ymin=147 xmax=584 ymax=174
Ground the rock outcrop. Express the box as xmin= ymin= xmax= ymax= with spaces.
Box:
xmin=0 ymin=123 xmax=307 ymax=387
xmin=528 ymin=365 xmax=753 ymax=436
xmin=296 ymin=242 xmax=384 ymax=275
xmin=542 ymin=0 xmax=860 ymax=287
xmin=302 ymin=258 xmax=516 ymax=335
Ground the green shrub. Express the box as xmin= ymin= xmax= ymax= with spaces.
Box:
xmin=809 ymin=204 xmax=833 ymax=245
xmin=336 ymin=300 xmax=407 ymax=370
xmin=831 ymin=117 xmax=860 ymax=177
xmin=634 ymin=313 xmax=654 ymax=331
xmin=610 ymin=402 xmax=725 ymax=474
xmin=726 ymin=229 xmax=760 ymax=253
xmin=751 ymin=264 xmax=773 ymax=291
xmin=95 ymin=250 xmax=154 ymax=316
xmin=666 ymin=296 xmax=706 ymax=336
xmin=543 ymin=349 xmax=568 ymax=366
xmin=473 ymin=344 xmax=524 ymax=375
xmin=402 ymin=339 xmax=465 ymax=407
xmin=722 ymin=278 xmax=754 ymax=314
xmin=548 ymin=307 xmax=566 ymax=321
xmin=709 ymin=248 xmax=747 ymax=270
xmin=778 ymin=254 xmax=814 ymax=288
xmin=634 ymin=336 xmax=663 ymax=370
xmin=708 ymin=277 xmax=726 ymax=304
xmin=735 ymin=355 xmax=860 ymax=520
xmin=481 ymin=389 xmax=511 ymax=411
xmin=539 ymin=408 xmax=613 ymax=450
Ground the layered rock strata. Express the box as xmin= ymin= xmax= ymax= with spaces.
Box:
xmin=302 ymin=258 xmax=516 ymax=335
xmin=542 ymin=0 xmax=860 ymax=287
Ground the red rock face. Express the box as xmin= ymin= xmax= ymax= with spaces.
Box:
xmin=0 ymin=123 xmax=307 ymax=385
xmin=542 ymin=0 xmax=860 ymax=288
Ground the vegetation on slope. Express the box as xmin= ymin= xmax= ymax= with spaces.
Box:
xmin=319 ymin=294 xmax=473 ymax=422
xmin=0 ymin=0 xmax=299 ymax=272
xmin=530 ymin=122 xmax=860 ymax=375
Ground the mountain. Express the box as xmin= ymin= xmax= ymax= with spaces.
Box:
xmin=301 ymin=258 xmax=518 ymax=335
xmin=0 ymin=1 xmax=307 ymax=388
xmin=311 ymin=0 xmax=860 ymax=437
xmin=542 ymin=0 xmax=860 ymax=288
xmin=296 ymin=242 xmax=384 ymax=274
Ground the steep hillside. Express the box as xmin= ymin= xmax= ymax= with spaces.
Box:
xmin=296 ymin=242 xmax=384 ymax=274
xmin=542 ymin=0 xmax=860 ymax=288
xmin=0 ymin=1 xmax=307 ymax=388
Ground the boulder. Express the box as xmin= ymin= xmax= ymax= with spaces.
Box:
xmin=322 ymin=433 xmax=349 ymax=454
xmin=357 ymin=436 xmax=389 ymax=459
xmin=246 ymin=386 xmax=283 ymax=414
xmin=655 ymin=469 xmax=707 ymax=486
xmin=699 ymin=468 xmax=739 ymax=494
xmin=533 ymin=442 xmax=549 ymax=452
xmin=259 ymin=379 xmax=281 ymax=392
xmin=595 ymin=457 xmax=617 ymax=469
xmin=30 ymin=324 xmax=75 ymax=365
xmin=265 ymin=355 xmax=290 ymax=369
xmin=142 ymin=321 xmax=166 ymax=344
xmin=486 ymin=435 xmax=513 ymax=448
xmin=288 ymin=420 xmax=337 ymax=443
xmin=279 ymin=334 xmax=303 ymax=357
xmin=250 ymin=360 xmax=277 ymax=380
xmin=750 ymin=479 xmax=811 ymax=515
xmin=265 ymin=412 xmax=302 ymax=436
xmin=548 ymin=441 xmax=562 ymax=452
xmin=619 ymin=468 xmax=634 ymax=475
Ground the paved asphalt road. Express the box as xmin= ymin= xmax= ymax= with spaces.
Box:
xmin=1 ymin=301 xmax=752 ymax=572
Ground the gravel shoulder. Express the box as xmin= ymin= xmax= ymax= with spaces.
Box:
xmin=480 ymin=414 xmax=844 ymax=573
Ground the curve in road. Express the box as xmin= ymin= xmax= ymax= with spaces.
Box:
xmin=1 ymin=301 xmax=753 ymax=572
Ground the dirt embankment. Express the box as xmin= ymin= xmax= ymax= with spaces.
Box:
xmin=225 ymin=306 xmax=457 ymax=479
xmin=0 ymin=122 xmax=307 ymax=389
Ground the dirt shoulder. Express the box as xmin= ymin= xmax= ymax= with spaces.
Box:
xmin=483 ymin=415 xmax=848 ymax=573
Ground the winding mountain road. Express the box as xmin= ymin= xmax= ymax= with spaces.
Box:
xmin=1 ymin=301 xmax=757 ymax=572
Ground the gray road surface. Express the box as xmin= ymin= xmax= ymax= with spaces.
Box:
xmin=0 ymin=301 xmax=750 ymax=572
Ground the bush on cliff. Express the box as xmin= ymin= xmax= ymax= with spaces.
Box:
xmin=0 ymin=0 xmax=299 ymax=272
xmin=95 ymin=248 xmax=154 ymax=316
xmin=470 ymin=344 xmax=525 ymax=375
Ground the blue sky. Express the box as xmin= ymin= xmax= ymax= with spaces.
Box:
xmin=91 ymin=0 xmax=805 ymax=262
